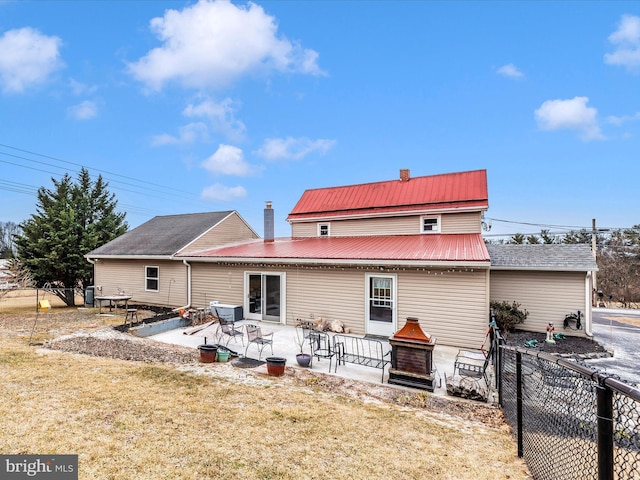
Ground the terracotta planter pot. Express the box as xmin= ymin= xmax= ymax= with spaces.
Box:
xmin=266 ymin=356 xmax=287 ymax=376
xmin=198 ymin=344 xmax=217 ymax=363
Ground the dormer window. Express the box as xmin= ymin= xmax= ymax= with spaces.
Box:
xmin=421 ymin=216 xmax=440 ymax=234
xmin=318 ymin=223 xmax=330 ymax=237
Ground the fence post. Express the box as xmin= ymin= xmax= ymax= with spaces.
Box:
xmin=596 ymin=385 xmax=614 ymax=480
xmin=516 ymin=351 xmax=523 ymax=458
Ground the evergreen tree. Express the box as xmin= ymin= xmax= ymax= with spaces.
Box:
xmin=509 ymin=233 xmax=526 ymax=244
xmin=14 ymin=168 xmax=128 ymax=306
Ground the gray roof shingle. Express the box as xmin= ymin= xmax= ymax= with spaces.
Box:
xmin=486 ymin=243 xmax=598 ymax=271
xmin=88 ymin=211 xmax=235 ymax=257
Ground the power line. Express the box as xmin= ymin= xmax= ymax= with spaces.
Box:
xmin=0 ymin=143 xmax=191 ymax=194
xmin=485 ymin=217 xmax=632 ymax=233
xmin=0 ymin=150 xmax=195 ymax=201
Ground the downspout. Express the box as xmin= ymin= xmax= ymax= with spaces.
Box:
xmin=175 ymin=259 xmax=192 ymax=312
xmin=585 ymin=271 xmax=593 ymax=337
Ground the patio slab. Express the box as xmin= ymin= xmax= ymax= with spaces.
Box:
xmin=148 ymin=319 xmax=466 ymax=397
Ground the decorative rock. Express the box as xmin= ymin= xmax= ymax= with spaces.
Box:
xmin=446 ymin=374 xmax=489 ymax=402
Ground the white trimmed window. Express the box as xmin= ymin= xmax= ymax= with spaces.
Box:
xmin=421 ymin=216 xmax=440 ymax=233
xmin=318 ymin=223 xmax=330 ymax=237
xmin=145 ymin=266 xmax=159 ymax=291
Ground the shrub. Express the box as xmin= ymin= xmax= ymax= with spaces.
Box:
xmin=490 ymin=300 xmax=528 ymax=332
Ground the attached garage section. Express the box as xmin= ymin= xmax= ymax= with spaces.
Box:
xmin=486 ymin=243 xmax=597 ymax=338
xmin=490 ymin=270 xmax=589 ymax=336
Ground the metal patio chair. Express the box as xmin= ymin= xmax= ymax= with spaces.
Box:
xmin=310 ymin=331 xmax=338 ymax=373
xmin=244 ymin=324 xmax=274 ymax=359
xmin=214 ymin=308 xmax=244 ymax=346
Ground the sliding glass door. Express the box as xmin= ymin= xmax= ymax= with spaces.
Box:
xmin=245 ymin=272 xmax=284 ymax=323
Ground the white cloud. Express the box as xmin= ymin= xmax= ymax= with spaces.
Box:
xmin=201 ymin=144 xmax=253 ymax=176
xmin=151 ymin=122 xmax=209 ymax=146
xmin=0 ymin=27 xmax=63 ymax=93
xmin=184 ymin=97 xmax=246 ymax=141
xmin=606 ymin=112 xmax=640 ymax=126
xmin=604 ymin=14 xmax=640 ymax=72
xmin=67 ymin=100 xmax=97 ymax=120
xmin=257 ymin=136 xmax=336 ymax=161
xmin=128 ymin=0 xmax=324 ymax=91
xmin=201 ymin=183 xmax=247 ymax=201
xmin=497 ymin=63 xmax=524 ymax=78
xmin=534 ymin=96 xmax=604 ymax=141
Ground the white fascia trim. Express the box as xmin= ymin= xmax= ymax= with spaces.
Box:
xmin=86 ymin=255 xmax=176 ymax=261
xmin=287 ymin=206 xmax=487 ymax=224
xmin=179 ymin=256 xmax=491 ymax=268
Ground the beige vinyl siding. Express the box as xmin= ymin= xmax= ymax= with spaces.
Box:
xmin=179 ymin=213 xmax=258 ymax=254
xmin=291 ymin=212 xmax=482 ymax=237
xmin=191 ymin=264 xmax=365 ymax=331
xmin=285 ymin=267 xmax=365 ymax=333
xmin=441 ymin=212 xmax=482 ymax=234
xmin=397 ymin=269 xmax=490 ymax=349
xmin=291 ymin=222 xmax=318 ymax=237
xmin=191 ymin=262 xmax=488 ymax=348
xmin=490 ymin=271 xmax=587 ymax=337
xmin=191 ymin=263 xmax=246 ymax=308
xmin=94 ymin=259 xmax=188 ymax=307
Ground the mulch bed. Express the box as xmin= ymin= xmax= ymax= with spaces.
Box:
xmin=505 ymin=330 xmax=608 ymax=356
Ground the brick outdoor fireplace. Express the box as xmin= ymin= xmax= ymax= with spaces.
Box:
xmin=388 ymin=317 xmax=437 ymax=391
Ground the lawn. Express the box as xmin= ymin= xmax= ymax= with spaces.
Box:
xmin=0 ymin=302 xmax=531 ymax=479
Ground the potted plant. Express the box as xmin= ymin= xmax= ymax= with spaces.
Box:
xmin=294 ymin=327 xmax=312 ymax=367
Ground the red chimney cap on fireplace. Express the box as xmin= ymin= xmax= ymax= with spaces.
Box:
xmin=392 ymin=317 xmax=432 ymax=343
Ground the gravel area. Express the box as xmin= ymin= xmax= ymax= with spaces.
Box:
xmin=46 ymin=328 xmax=198 ymax=363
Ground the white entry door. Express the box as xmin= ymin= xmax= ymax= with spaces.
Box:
xmin=365 ymin=274 xmax=396 ymax=337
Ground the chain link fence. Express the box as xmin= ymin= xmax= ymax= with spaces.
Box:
xmin=494 ymin=328 xmax=640 ymax=480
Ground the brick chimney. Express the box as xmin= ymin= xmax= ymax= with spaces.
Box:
xmin=264 ymin=201 xmax=274 ymax=243
xmin=400 ymin=169 xmax=410 ymax=182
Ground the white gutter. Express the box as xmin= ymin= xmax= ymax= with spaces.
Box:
xmin=175 ymin=260 xmax=192 ymax=312
xmin=585 ymin=271 xmax=593 ymax=337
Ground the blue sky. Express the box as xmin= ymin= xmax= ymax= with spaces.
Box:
xmin=1 ymin=1 xmax=639 ymax=239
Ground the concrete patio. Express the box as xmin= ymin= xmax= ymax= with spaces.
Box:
xmin=148 ymin=319 xmax=475 ymax=398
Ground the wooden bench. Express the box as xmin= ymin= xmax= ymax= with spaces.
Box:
xmin=333 ymin=334 xmax=392 ymax=383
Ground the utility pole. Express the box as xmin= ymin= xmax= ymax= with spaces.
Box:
xmin=592 ymin=218 xmax=598 ymax=306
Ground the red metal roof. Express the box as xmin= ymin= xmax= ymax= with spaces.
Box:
xmin=287 ymin=169 xmax=488 ymax=221
xmin=179 ymin=234 xmax=490 ymax=265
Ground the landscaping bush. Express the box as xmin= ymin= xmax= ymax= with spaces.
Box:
xmin=490 ymin=300 xmax=528 ymax=332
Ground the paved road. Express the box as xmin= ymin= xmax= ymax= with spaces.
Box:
xmin=586 ymin=308 xmax=640 ymax=386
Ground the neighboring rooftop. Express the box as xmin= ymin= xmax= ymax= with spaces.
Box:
xmin=287 ymin=169 xmax=488 ymax=222
xmin=87 ymin=211 xmax=235 ymax=257
xmin=486 ymin=244 xmax=598 ymax=271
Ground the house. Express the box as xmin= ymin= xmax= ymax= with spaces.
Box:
xmin=0 ymin=259 xmax=16 ymax=289
xmin=86 ymin=169 xmax=596 ymax=349
xmin=86 ymin=211 xmax=259 ymax=307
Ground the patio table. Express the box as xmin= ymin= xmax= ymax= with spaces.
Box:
xmin=94 ymin=295 xmax=132 ymax=314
